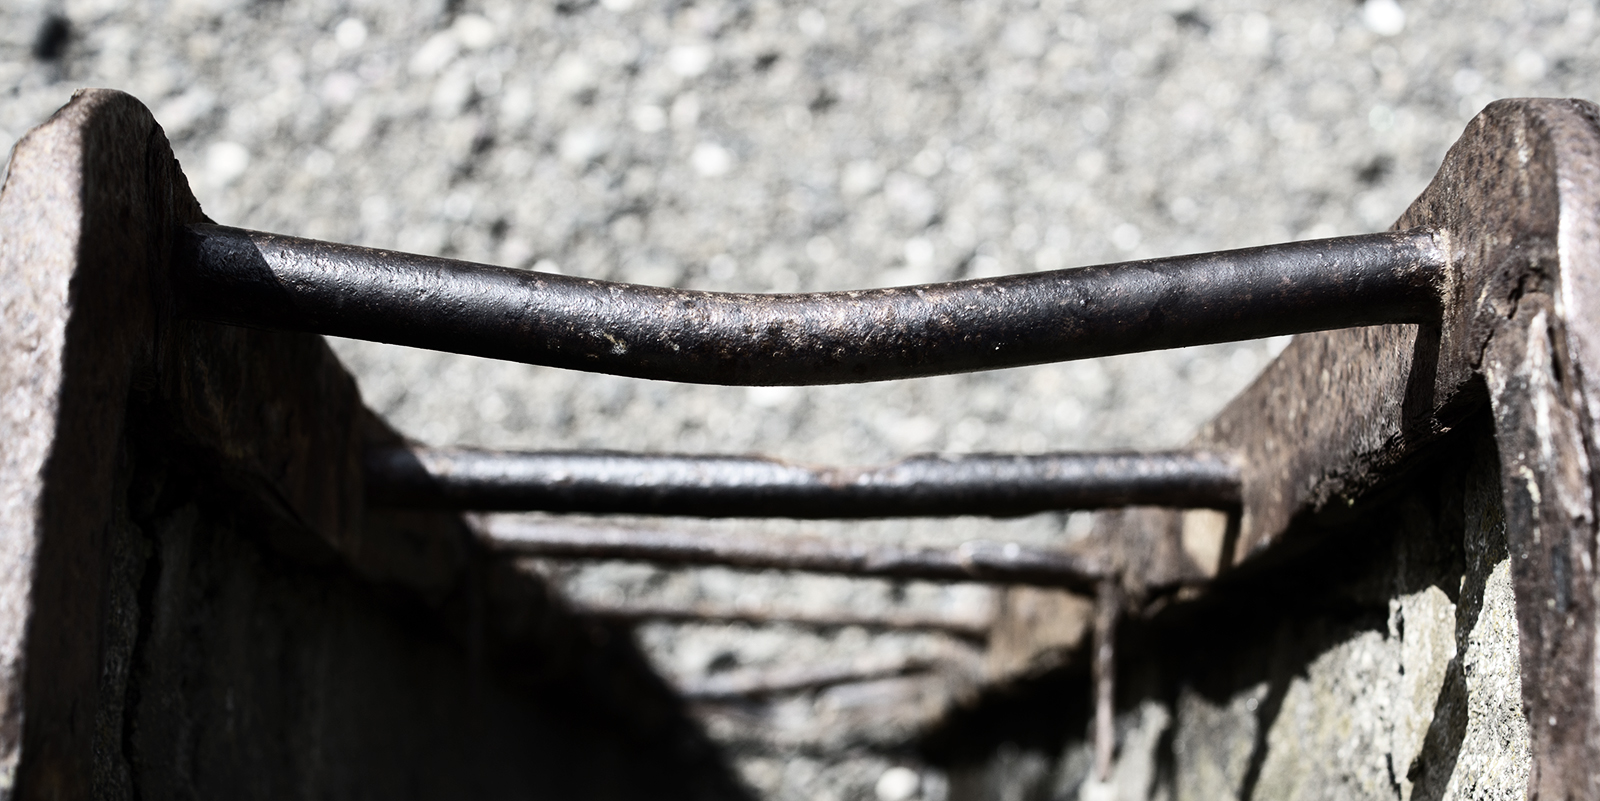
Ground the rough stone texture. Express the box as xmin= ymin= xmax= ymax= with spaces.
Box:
xmin=1175 ymin=428 xmax=1529 ymax=801
xmin=0 ymin=89 xmax=744 ymax=799
xmin=942 ymin=423 xmax=1530 ymax=801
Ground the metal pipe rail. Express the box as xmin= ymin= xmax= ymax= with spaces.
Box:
xmin=486 ymin=519 xmax=1109 ymax=592
xmin=171 ymin=199 xmax=1444 ymax=770
xmin=560 ymin=600 xmax=996 ymax=638
xmin=675 ymin=654 xmax=939 ymax=700
xmin=367 ymin=447 xmax=1241 ymax=516
xmin=174 ymin=224 xmax=1445 ymax=386
xmin=17 ymin=88 xmax=1600 ymax=795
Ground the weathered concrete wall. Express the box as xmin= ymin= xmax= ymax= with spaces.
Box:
xmin=943 ymin=422 xmax=1530 ymax=801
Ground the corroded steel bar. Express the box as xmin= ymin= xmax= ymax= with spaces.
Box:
xmin=485 ymin=519 xmax=1109 ymax=591
xmin=366 ymin=447 xmax=1241 ymax=517
xmin=1092 ymin=578 xmax=1121 ymax=783
xmin=175 ymin=224 xmax=1445 ymax=386
xmin=563 ymin=600 xmax=995 ymax=637
xmin=677 ymin=655 xmax=936 ymax=699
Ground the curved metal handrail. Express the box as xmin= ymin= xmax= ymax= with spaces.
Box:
xmin=175 ymin=224 xmax=1446 ymax=386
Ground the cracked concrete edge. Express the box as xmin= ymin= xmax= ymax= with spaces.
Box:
xmin=1236 ymin=98 xmax=1600 ymax=800
xmin=1062 ymin=99 xmax=1600 ymax=797
xmin=0 ymin=88 xmax=679 ymax=796
xmin=0 ymin=85 xmax=102 ymax=796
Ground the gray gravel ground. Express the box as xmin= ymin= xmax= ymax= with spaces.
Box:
xmin=5 ymin=0 xmax=1600 ymax=797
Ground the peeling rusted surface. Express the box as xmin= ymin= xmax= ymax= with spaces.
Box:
xmin=174 ymin=223 xmax=1444 ymax=386
xmin=368 ymin=447 xmax=1240 ymax=517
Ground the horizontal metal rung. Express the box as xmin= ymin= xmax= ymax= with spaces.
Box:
xmin=485 ymin=518 xmax=1109 ymax=591
xmin=676 ymin=655 xmax=939 ymax=700
xmin=174 ymin=224 xmax=1445 ymax=386
xmin=560 ymin=599 xmax=996 ymax=637
xmin=366 ymin=447 xmax=1241 ymax=517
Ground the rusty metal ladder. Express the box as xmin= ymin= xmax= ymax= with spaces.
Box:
xmin=6 ymin=90 xmax=1600 ymax=796
xmin=160 ymin=98 xmax=1600 ymax=793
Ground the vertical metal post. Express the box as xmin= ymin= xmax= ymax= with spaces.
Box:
xmin=1092 ymin=577 xmax=1120 ymax=783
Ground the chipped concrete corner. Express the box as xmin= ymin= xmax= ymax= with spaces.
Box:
xmin=1167 ymin=437 xmax=1529 ymax=801
xmin=0 ymin=89 xmax=746 ymax=798
xmin=953 ymin=99 xmax=1600 ymax=801
xmin=959 ymin=425 xmax=1532 ymax=801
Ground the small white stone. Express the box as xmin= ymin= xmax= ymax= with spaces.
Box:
xmin=474 ymin=67 xmax=502 ymax=95
xmin=1003 ymin=19 xmax=1046 ymax=57
xmin=303 ymin=149 xmax=334 ymax=177
xmin=206 ymin=141 xmax=251 ymax=186
xmin=552 ymin=55 xmax=597 ymax=96
xmin=1079 ymin=778 xmax=1116 ymax=801
xmin=671 ymin=94 xmax=702 ymax=128
xmin=155 ymin=87 xmax=215 ymax=136
xmin=452 ymin=14 xmax=496 ymax=49
xmin=668 ymin=44 xmax=714 ymax=77
xmin=746 ymin=386 xmax=797 ymax=408
xmin=883 ymin=173 xmax=938 ymax=226
xmin=1452 ymin=68 xmax=1483 ymax=96
xmin=1034 ymin=247 xmax=1064 ymax=271
xmin=707 ymin=254 xmax=737 ymax=282
xmin=691 ymin=142 xmax=734 ymax=177
xmin=911 ymin=147 xmax=944 ymax=177
xmin=806 ymin=235 xmax=837 ymax=264
xmin=798 ymin=8 xmax=827 ymax=37
xmin=321 ymin=72 xmax=361 ymax=106
xmin=359 ymin=195 xmax=390 ymax=228
xmin=875 ymin=766 xmax=920 ymax=801
xmin=631 ymin=104 xmax=667 ymax=133
xmin=1112 ymin=223 xmax=1142 ymax=252
xmin=904 ymin=237 xmax=934 ymax=270
xmin=334 ymin=18 xmax=367 ymax=50
xmin=1082 ymin=105 xmax=1110 ymax=133
xmin=1075 ymin=150 xmax=1106 ymax=179
xmin=841 ymin=160 xmax=885 ymax=196
xmin=410 ymin=31 xmax=458 ymax=76
xmin=443 ymin=192 xmax=473 ymax=221
xmin=1361 ymin=0 xmax=1406 ymax=37
xmin=1010 ymin=223 xmax=1039 ymax=251
xmin=1241 ymin=13 xmax=1272 ymax=51
xmin=1169 ymin=196 xmax=1198 ymax=224
xmin=1368 ymin=104 xmax=1395 ymax=131
xmin=560 ymin=128 xmax=612 ymax=164
xmin=1513 ymin=50 xmax=1547 ymax=82
xmin=969 ymin=255 xmax=1004 ymax=279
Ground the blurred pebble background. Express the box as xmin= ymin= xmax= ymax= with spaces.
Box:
xmin=4 ymin=0 xmax=1597 ymax=798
